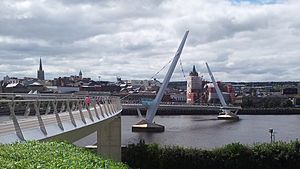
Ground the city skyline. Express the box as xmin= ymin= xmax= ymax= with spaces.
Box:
xmin=0 ymin=0 xmax=300 ymax=82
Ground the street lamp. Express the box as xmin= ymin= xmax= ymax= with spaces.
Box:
xmin=269 ymin=128 xmax=275 ymax=143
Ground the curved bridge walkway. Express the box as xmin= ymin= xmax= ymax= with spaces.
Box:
xmin=0 ymin=93 xmax=122 ymax=161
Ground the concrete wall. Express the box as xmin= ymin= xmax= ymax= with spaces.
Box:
xmin=97 ymin=115 xmax=121 ymax=161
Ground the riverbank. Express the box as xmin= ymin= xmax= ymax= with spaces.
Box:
xmin=121 ymin=107 xmax=300 ymax=115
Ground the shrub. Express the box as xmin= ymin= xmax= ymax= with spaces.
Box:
xmin=122 ymin=140 xmax=300 ymax=169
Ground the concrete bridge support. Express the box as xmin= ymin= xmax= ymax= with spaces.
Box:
xmin=97 ymin=114 xmax=121 ymax=161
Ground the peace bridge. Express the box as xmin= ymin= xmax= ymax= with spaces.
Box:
xmin=0 ymin=93 xmax=122 ymax=161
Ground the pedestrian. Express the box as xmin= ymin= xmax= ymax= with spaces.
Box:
xmin=84 ymin=95 xmax=91 ymax=109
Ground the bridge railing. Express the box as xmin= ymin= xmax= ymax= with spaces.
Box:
xmin=0 ymin=93 xmax=122 ymax=141
xmin=121 ymin=99 xmax=223 ymax=107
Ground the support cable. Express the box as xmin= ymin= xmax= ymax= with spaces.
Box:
xmin=179 ymin=58 xmax=187 ymax=81
xmin=121 ymin=56 xmax=187 ymax=101
xmin=121 ymin=58 xmax=173 ymax=100
xmin=150 ymin=58 xmax=172 ymax=79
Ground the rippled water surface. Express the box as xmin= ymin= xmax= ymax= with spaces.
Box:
xmin=122 ymin=115 xmax=300 ymax=148
xmin=3 ymin=115 xmax=300 ymax=148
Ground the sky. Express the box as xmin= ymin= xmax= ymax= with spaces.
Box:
xmin=0 ymin=0 xmax=299 ymax=82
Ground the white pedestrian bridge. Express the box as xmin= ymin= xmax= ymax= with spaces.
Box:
xmin=0 ymin=93 xmax=122 ymax=161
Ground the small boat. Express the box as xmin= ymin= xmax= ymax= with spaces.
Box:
xmin=217 ymin=109 xmax=239 ymax=120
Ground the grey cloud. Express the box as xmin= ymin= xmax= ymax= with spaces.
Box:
xmin=185 ymin=13 xmax=270 ymax=45
xmin=0 ymin=0 xmax=300 ymax=82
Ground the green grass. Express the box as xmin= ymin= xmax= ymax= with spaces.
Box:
xmin=0 ymin=141 xmax=129 ymax=169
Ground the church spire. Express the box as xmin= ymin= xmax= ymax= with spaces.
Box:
xmin=79 ymin=70 xmax=82 ymax=80
xmin=189 ymin=65 xmax=198 ymax=76
xmin=39 ymin=57 xmax=43 ymax=70
xmin=37 ymin=57 xmax=45 ymax=80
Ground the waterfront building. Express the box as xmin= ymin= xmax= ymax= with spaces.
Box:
xmin=170 ymin=93 xmax=186 ymax=102
xmin=80 ymin=84 xmax=121 ymax=93
xmin=27 ymin=82 xmax=45 ymax=92
xmin=206 ymin=82 xmax=230 ymax=104
xmin=186 ymin=65 xmax=203 ymax=104
xmin=121 ymin=79 xmax=161 ymax=92
xmin=282 ymin=87 xmax=298 ymax=95
xmin=3 ymin=75 xmax=10 ymax=83
xmin=3 ymin=75 xmax=19 ymax=84
xmin=225 ymin=83 xmax=236 ymax=103
xmin=48 ymin=71 xmax=121 ymax=94
xmin=52 ymin=72 xmax=91 ymax=87
xmin=1 ymin=75 xmax=47 ymax=93
xmin=168 ymin=81 xmax=187 ymax=91
xmin=118 ymin=92 xmax=171 ymax=104
xmin=47 ymin=86 xmax=80 ymax=94
xmin=4 ymin=83 xmax=28 ymax=93
xmin=37 ymin=58 xmax=45 ymax=80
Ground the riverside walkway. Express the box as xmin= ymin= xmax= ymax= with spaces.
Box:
xmin=0 ymin=93 xmax=122 ymax=161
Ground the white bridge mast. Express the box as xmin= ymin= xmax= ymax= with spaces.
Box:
xmin=205 ymin=62 xmax=239 ymax=120
xmin=132 ymin=30 xmax=189 ymax=132
xmin=205 ymin=62 xmax=227 ymax=107
xmin=145 ymin=31 xmax=189 ymax=123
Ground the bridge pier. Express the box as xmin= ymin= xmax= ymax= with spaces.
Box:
xmin=97 ymin=114 xmax=121 ymax=161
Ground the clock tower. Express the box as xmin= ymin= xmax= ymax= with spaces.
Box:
xmin=186 ymin=65 xmax=203 ymax=104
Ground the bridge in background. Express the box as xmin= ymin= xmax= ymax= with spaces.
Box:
xmin=122 ymin=103 xmax=222 ymax=111
xmin=0 ymin=93 xmax=122 ymax=161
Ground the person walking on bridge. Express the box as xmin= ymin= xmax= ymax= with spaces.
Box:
xmin=84 ymin=95 xmax=91 ymax=109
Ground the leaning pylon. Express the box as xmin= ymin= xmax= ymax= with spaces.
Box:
xmin=132 ymin=30 xmax=189 ymax=132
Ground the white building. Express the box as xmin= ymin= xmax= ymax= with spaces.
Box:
xmin=170 ymin=93 xmax=186 ymax=102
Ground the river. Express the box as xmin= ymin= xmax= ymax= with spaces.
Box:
xmin=72 ymin=114 xmax=300 ymax=149
xmin=3 ymin=114 xmax=299 ymax=149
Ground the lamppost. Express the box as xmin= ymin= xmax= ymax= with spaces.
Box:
xmin=98 ymin=76 xmax=101 ymax=82
xmin=269 ymin=128 xmax=275 ymax=143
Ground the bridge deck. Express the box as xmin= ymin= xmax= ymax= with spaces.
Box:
xmin=0 ymin=94 xmax=122 ymax=144
xmin=122 ymin=103 xmax=224 ymax=110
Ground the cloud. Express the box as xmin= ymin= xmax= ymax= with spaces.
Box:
xmin=231 ymin=0 xmax=280 ymax=5
xmin=0 ymin=0 xmax=299 ymax=82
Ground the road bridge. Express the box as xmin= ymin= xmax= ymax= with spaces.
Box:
xmin=0 ymin=93 xmax=122 ymax=161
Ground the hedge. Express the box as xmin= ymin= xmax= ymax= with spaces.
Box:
xmin=0 ymin=141 xmax=129 ymax=169
xmin=122 ymin=140 xmax=300 ymax=169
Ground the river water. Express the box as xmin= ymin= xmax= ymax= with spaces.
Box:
xmin=2 ymin=114 xmax=300 ymax=149
xmin=121 ymin=115 xmax=300 ymax=149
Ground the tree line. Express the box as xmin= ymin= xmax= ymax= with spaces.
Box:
xmin=122 ymin=140 xmax=300 ymax=169
xmin=241 ymin=96 xmax=293 ymax=108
